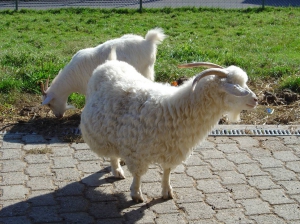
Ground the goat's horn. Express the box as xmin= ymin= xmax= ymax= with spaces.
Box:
xmin=45 ymin=76 xmax=50 ymax=90
xmin=192 ymin=68 xmax=228 ymax=91
xmin=178 ymin=62 xmax=224 ymax=69
xmin=40 ymin=81 xmax=46 ymax=96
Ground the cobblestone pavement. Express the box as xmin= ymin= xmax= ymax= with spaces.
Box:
xmin=0 ymin=126 xmax=300 ymax=224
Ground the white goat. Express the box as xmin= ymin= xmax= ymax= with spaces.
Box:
xmin=41 ymin=28 xmax=166 ymax=118
xmin=80 ymin=59 xmax=258 ymax=203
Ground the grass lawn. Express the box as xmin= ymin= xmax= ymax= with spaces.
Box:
xmin=0 ymin=7 xmax=299 ymax=110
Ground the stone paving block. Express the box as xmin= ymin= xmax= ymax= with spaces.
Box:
xmin=26 ymin=176 xmax=56 ymax=191
xmin=155 ymin=213 xmax=186 ymax=224
xmin=237 ymin=198 xmax=271 ymax=215
xmin=186 ymin=166 xmax=215 ymax=180
xmin=1 ymin=140 xmax=22 ymax=149
xmin=24 ymin=154 xmax=50 ymax=164
xmin=123 ymin=205 xmax=156 ymax=224
xmin=1 ymin=160 xmax=26 ymax=172
xmin=0 ymin=148 xmax=24 ymax=160
xmin=209 ymin=137 xmax=235 ymax=144
xmin=206 ymin=158 xmax=236 ymax=171
xmin=226 ymin=184 xmax=258 ymax=200
xmin=171 ymin=173 xmax=194 ymax=188
xmin=29 ymin=205 xmax=62 ymax=223
xmin=53 ymin=168 xmax=82 ymax=181
xmin=81 ymin=172 xmax=112 ymax=188
xmin=50 ymin=146 xmax=74 ymax=156
xmin=0 ymin=185 xmax=29 ymax=200
xmin=189 ymin=219 xmax=220 ymax=224
xmin=178 ymin=202 xmax=216 ymax=219
xmin=77 ymin=161 xmax=102 ymax=173
xmin=205 ymin=192 xmax=237 ymax=209
xmin=217 ymin=170 xmax=246 ymax=185
xmin=0 ymin=216 xmax=32 ymax=224
xmin=74 ymin=149 xmax=100 ymax=161
xmin=286 ymin=161 xmax=300 ymax=172
xmin=200 ymin=149 xmax=224 ymax=159
xmin=262 ymin=140 xmax=294 ymax=152
xmin=247 ymin=176 xmax=280 ymax=190
xmin=57 ymin=196 xmax=89 ymax=213
xmin=23 ymin=143 xmax=47 ymax=151
xmin=173 ymin=163 xmax=185 ymax=173
xmin=0 ymin=200 xmax=30 ymax=217
xmin=273 ymin=151 xmax=299 ymax=162
xmin=236 ymin=163 xmax=267 ymax=176
xmin=260 ymin=189 xmax=294 ymax=205
xmin=150 ymin=199 xmax=178 ymax=214
xmin=264 ymin=167 xmax=297 ymax=181
xmin=226 ymin=153 xmax=255 ymax=164
xmin=250 ymin=214 xmax=286 ymax=224
xmin=216 ymin=143 xmax=241 ymax=153
xmin=71 ymin=142 xmax=90 ymax=150
xmin=273 ymin=204 xmax=300 ymax=220
xmin=143 ymin=182 xmax=162 ymax=198
xmin=60 ymin=212 xmax=95 ymax=224
xmin=241 ymin=147 xmax=271 ymax=158
xmin=185 ymin=153 xmax=207 ymax=166
xmin=278 ymin=180 xmax=300 ymax=194
xmin=196 ymin=139 xmax=215 ymax=149
xmin=143 ymin=169 xmax=161 ymax=183
xmin=254 ymin=157 xmax=283 ymax=168
xmin=52 ymin=156 xmax=78 ymax=168
xmin=196 ymin=179 xmax=227 ymax=193
xmin=235 ymin=136 xmax=260 ymax=148
xmin=25 ymin=163 xmax=53 ymax=177
xmin=85 ymin=185 xmax=116 ymax=202
xmin=280 ymin=136 xmax=300 ymax=145
xmin=89 ymin=202 xmax=122 ymax=219
xmin=27 ymin=190 xmax=57 ymax=206
xmin=215 ymin=208 xmax=254 ymax=224
xmin=55 ymin=181 xmax=85 ymax=196
xmin=174 ymin=187 xmax=204 ymax=204
xmin=0 ymin=172 xmax=28 ymax=186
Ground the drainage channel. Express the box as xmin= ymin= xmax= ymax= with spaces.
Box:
xmin=210 ymin=128 xmax=300 ymax=136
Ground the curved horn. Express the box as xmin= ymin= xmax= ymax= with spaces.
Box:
xmin=40 ymin=81 xmax=46 ymax=96
xmin=192 ymin=68 xmax=228 ymax=91
xmin=178 ymin=62 xmax=224 ymax=69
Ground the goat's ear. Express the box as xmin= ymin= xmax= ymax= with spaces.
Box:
xmin=221 ymin=83 xmax=250 ymax=97
xmin=42 ymin=92 xmax=54 ymax=105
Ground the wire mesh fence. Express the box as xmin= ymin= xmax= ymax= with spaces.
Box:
xmin=0 ymin=0 xmax=299 ymax=11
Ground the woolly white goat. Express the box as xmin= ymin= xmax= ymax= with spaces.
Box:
xmin=80 ymin=59 xmax=258 ymax=203
xmin=41 ymin=28 xmax=166 ymax=118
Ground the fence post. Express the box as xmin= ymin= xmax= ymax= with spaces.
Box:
xmin=262 ymin=0 xmax=265 ymax=9
xmin=139 ymin=0 xmax=142 ymax=12
xmin=15 ymin=0 xmax=18 ymax=10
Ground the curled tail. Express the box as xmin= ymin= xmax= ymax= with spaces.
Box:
xmin=145 ymin=27 xmax=167 ymax=45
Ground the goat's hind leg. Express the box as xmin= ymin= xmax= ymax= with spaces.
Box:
xmin=110 ymin=157 xmax=125 ymax=179
xmin=162 ymin=168 xmax=173 ymax=199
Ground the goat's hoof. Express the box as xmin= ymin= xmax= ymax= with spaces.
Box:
xmin=112 ymin=168 xmax=125 ymax=179
xmin=162 ymin=189 xmax=174 ymax=200
xmin=132 ymin=195 xmax=144 ymax=203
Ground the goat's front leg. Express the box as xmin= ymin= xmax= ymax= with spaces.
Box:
xmin=110 ymin=157 xmax=125 ymax=179
xmin=162 ymin=168 xmax=173 ymax=199
xmin=130 ymin=175 xmax=144 ymax=203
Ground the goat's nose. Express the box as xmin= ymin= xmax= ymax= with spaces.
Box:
xmin=254 ymin=97 xmax=258 ymax=102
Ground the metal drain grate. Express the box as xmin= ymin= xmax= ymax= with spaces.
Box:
xmin=210 ymin=128 xmax=300 ymax=136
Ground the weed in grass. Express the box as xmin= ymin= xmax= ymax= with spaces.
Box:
xmin=26 ymin=147 xmax=52 ymax=154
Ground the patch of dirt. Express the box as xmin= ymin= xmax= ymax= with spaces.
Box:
xmin=0 ymin=79 xmax=299 ymax=142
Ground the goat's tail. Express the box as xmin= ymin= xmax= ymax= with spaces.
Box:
xmin=145 ymin=27 xmax=167 ymax=45
xmin=108 ymin=46 xmax=117 ymax=61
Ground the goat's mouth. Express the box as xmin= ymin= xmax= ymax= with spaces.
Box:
xmin=246 ymin=103 xmax=257 ymax=109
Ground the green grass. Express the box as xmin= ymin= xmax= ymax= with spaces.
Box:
xmin=0 ymin=7 xmax=300 ymax=108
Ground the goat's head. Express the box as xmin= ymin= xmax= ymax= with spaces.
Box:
xmin=178 ymin=62 xmax=258 ymax=122
xmin=40 ymin=78 xmax=72 ymax=118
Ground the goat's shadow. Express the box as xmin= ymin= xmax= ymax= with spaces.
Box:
xmin=243 ymin=0 xmax=300 ymax=6
xmin=0 ymin=168 xmax=166 ymax=223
